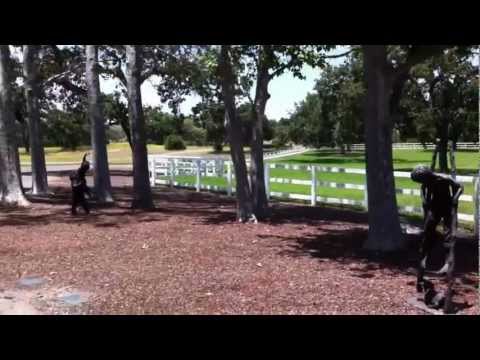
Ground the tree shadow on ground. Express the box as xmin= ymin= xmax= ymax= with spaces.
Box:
xmin=1 ymin=186 xmax=237 ymax=228
xmin=267 ymin=226 xmax=478 ymax=293
xmin=196 ymin=198 xmax=370 ymax=227
xmin=267 ymin=226 xmax=478 ymax=314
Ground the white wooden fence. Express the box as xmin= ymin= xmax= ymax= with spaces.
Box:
xmin=148 ymin=156 xmax=478 ymax=224
xmin=268 ymin=163 xmax=477 ymax=223
xmin=263 ymin=146 xmax=308 ymax=159
xmin=350 ymin=142 xmax=479 ymax=151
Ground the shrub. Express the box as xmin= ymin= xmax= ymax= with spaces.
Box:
xmin=272 ymin=128 xmax=289 ymax=148
xmin=213 ymin=143 xmax=224 ymax=152
xmin=165 ymin=135 xmax=186 ymax=150
xmin=183 ymin=118 xmax=207 ymax=146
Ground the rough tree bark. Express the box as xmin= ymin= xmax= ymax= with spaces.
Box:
xmin=120 ymin=117 xmax=133 ymax=150
xmin=424 ymin=70 xmax=451 ymax=173
xmin=23 ymin=45 xmax=48 ymax=195
xmin=125 ymin=45 xmax=154 ymax=210
xmin=362 ymin=46 xmax=403 ymax=252
xmin=438 ymin=116 xmax=450 ymax=172
xmin=362 ymin=45 xmax=451 ymax=252
xmin=219 ymin=45 xmax=254 ymax=222
xmin=437 ymin=78 xmax=451 ymax=173
xmin=0 ymin=46 xmax=29 ymax=206
xmin=476 ymin=110 xmax=479 ymax=241
xmin=250 ymin=45 xmax=272 ymax=219
xmin=15 ymin=113 xmax=30 ymax=153
xmin=86 ymin=45 xmax=114 ymax=203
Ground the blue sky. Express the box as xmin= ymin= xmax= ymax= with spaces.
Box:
xmin=100 ymin=46 xmax=350 ymax=120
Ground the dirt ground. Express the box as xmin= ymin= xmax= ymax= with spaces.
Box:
xmin=0 ymin=171 xmax=478 ymax=315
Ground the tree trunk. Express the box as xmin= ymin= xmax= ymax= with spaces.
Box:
xmin=476 ymin=122 xmax=480 ymax=240
xmin=23 ymin=45 xmax=48 ymax=195
xmin=86 ymin=45 xmax=114 ymax=203
xmin=22 ymin=124 xmax=29 ymax=154
xmin=120 ymin=117 xmax=133 ymax=150
xmin=475 ymin=175 xmax=479 ymax=241
xmin=219 ymin=45 xmax=254 ymax=222
xmin=250 ymin=46 xmax=271 ymax=219
xmin=476 ymin=119 xmax=479 ymax=240
xmin=0 ymin=46 xmax=29 ymax=206
xmin=125 ymin=45 xmax=154 ymax=210
xmin=15 ymin=115 xmax=30 ymax=153
xmin=438 ymin=116 xmax=449 ymax=173
xmin=362 ymin=45 xmax=402 ymax=252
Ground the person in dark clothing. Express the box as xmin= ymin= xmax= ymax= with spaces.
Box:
xmin=410 ymin=165 xmax=463 ymax=313
xmin=70 ymin=153 xmax=91 ymax=215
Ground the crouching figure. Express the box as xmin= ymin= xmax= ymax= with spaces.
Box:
xmin=410 ymin=165 xmax=463 ymax=313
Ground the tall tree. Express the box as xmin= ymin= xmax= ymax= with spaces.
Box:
xmin=362 ymin=46 xmax=402 ymax=251
xmin=0 ymin=46 xmax=29 ymax=206
xmin=86 ymin=45 xmax=113 ymax=203
xmin=245 ymin=45 xmax=342 ymax=218
xmin=103 ymin=92 xmax=132 ymax=148
xmin=219 ymin=45 xmax=254 ymax=222
xmin=249 ymin=46 xmax=272 ymax=219
xmin=23 ymin=45 xmax=48 ymax=195
xmin=125 ymin=45 xmax=154 ymax=210
xmin=191 ymin=102 xmax=226 ymax=151
xmin=362 ymin=45 xmax=452 ymax=251
xmin=404 ymin=50 xmax=478 ymax=172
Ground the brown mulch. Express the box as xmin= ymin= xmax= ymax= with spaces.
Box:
xmin=0 ymin=173 xmax=478 ymax=315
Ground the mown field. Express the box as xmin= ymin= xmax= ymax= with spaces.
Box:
xmin=19 ymin=143 xmax=234 ymax=164
xmin=156 ymin=149 xmax=479 ymax=228
xmin=19 ymin=144 xmax=478 ymax=226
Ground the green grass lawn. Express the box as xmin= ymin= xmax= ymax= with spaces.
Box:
xmin=161 ymin=172 xmax=474 ymax=217
xmin=25 ymin=144 xmax=476 ymax=225
xmin=19 ymin=143 xmax=258 ymax=165
xmin=269 ymin=149 xmax=477 ymax=218
xmin=19 ymin=143 xmax=224 ymax=165
xmin=274 ymin=149 xmax=479 ymax=175
xmin=156 ymin=148 xmax=477 ymax=227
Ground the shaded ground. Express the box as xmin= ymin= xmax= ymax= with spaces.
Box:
xmin=0 ymin=171 xmax=478 ymax=315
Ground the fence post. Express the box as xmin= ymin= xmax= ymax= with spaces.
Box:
xmin=196 ymin=159 xmax=201 ymax=192
xmin=310 ymin=165 xmax=316 ymax=206
xmin=474 ymin=177 xmax=479 ymax=240
xmin=218 ymin=159 xmax=224 ymax=177
xmin=227 ymin=161 xmax=232 ymax=196
xmin=364 ymin=177 xmax=368 ymax=210
xmin=148 ymin=157 xmax=153 ymax=186
xmin=151 ymin=157 xmax=157 ymax=187
xmin=170 ymin=159 xmax=175 ymax=187
xmin=264 ymin=163 xmax=270 ymax=200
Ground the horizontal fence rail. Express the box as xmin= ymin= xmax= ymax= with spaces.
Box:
xmin=148 ymin=155 xmax=478 ymax=224
xmin=350 ymin=142 xmax=479 ymax=151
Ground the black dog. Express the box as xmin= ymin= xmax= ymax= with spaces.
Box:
xmin=410 ymin=165 xmax=463 ymax=313
xmin=70 ymin=153 xmax=92 ymax=215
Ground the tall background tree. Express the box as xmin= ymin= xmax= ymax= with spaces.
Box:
xmin=0 ymin=46 xmax=28 ymax=206
xmin=361 ymin=45 xmax=458 ymax=252
xmin=219 ymin=45 xmax=254 ymax=221
xmin=23 ymin=45 xmax=48 ymax=195
xmin=402 ymin=49 xmax=478 ymax=172
xmin=86 ymin=45 xmax=113 ymax=203
xmin=125 ymin=45 xmax=154 ymax=209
